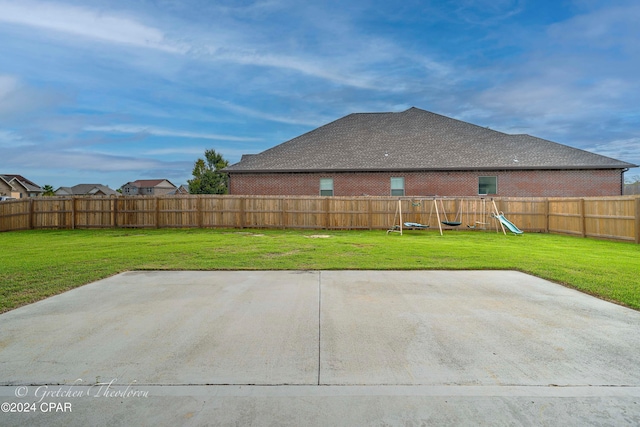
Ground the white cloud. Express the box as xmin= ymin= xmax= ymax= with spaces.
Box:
xmin=146 ymin=146 xmax=254 ymax=160
xmin=219 ymin=51 xmax=378 ymax=89
xmin=548 ymin=4 xmax=640 ymax=50
xmin=0 ymin=74 xmax=66 ymax=120
xmin=18 ymin=148 xmax=189 ymax=172
xmin=477 ymin=78 xmax=631 ymax=119
xmin=467 ymin=1 xmax=640 ymax=140
xmin=0 ymin=1 xmax=451 ymax=93
xmin=0 ymin=129 xmax=32 ymax=148
xmin=84 ymin=125 xmax=261 ymax=142
xmin=585 ymin=138 xmax=640 ymax=163
xmin=0 ymin=0 xmax=185 ymax=53
xmin=451 ymin=0 xmax=525 ymax=25
xmin=0 ymin=75 xmax=19 ymax=98
xmin=145 ymin=147 xmax=209 ymax=156
xmin=206 ymin=98 xmax=328 ymax=126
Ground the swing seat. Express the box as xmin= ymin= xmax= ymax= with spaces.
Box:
xmin=468 ymin=221 xmax=488 ymax=229
xmin=404 ymin=222 xmax=429 ymax=229
xmin=442 ymin=221 xmax=462 ymax=226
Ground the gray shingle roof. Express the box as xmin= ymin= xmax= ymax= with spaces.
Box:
xmin=0 ymin=174 xmax=43 ymax=193
xmin=225 ymin=107 xmax=636 ymax=172
xmin=125 ymin=179 xmax=176 ymax=188
xmin=56 ymin=184 xmax=119 ymax=196
xmin=1 ymin=174 xmax=43 ymax=192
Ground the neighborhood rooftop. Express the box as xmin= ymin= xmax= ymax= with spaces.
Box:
xmin=55 ymin=184 xmax=118 ymax=196
xmin=225 ymin=107 xmax=636 ymax=173
xmin=1 ymin=174 xmax=43 ymax=192
xmin=126 ymin=179 xmax=175 ymax=187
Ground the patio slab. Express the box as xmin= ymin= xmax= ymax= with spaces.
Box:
xmin=1 ymin=270 xmax=639 ymax=426
xmin=0 ymin=271 xmax=320 ymax=385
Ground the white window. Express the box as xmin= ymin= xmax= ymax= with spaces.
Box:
xmin=479 ymin=176 xmax=497 ymax=194
xmin=320 ymin=178 xmax=334 ymax=196
xmin=391 ymin=177 xmax=405 ymax=196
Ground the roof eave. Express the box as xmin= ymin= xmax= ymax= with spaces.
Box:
xmin=226 ymin=164 xmax=636 ymax=174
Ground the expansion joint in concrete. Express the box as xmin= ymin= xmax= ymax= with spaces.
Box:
xmin=317 ymin=271 xmax=322 ymax=386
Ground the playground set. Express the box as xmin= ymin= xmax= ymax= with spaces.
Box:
xmin=386 ymin=198 xmax=524 ymax=236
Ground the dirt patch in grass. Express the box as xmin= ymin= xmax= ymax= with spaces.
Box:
xmin=262 ymin=250 xmax=301 ymax=258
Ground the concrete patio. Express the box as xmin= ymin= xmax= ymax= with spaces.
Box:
xmin=1 ymin=270 xmax=639 ymax=426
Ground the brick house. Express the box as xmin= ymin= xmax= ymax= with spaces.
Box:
xmin=224 ymin=108 xmax=637 ymax=197
xmin=120 ymin=179 xmax=177 ymax=196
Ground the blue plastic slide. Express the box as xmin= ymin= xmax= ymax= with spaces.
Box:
xmin=496 ymin=214 xmax=524 ymax=235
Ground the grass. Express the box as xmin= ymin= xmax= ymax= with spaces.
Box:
xmin=1 ymin=228 xmax=639 ymax=313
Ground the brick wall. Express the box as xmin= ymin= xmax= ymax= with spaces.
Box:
xmin=229 ymin=169 xmax=624 ymax=197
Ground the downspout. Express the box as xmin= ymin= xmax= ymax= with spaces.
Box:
xmin=622 ymin=168 xmax=629 ymax=195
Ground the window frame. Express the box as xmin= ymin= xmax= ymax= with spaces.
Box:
xmin=478 ymin=176 xmax=497 ymax=195
xmin=319 ymin=178 xmax=334 ymax=196
xmin=390 ymin=177 xmax=405 ymax=196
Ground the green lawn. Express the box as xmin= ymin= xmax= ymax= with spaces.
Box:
xmin=1 ymin=228 xmax=639 ymax=313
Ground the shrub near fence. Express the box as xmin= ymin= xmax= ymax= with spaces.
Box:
xmin=1 ymin=195 xmax=639 ymax=243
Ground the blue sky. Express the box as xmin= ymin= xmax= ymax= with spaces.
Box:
xmin=1 ymin=0 xmax=639 ymax=190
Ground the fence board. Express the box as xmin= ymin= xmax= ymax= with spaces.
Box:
xmin=74 ymin=197 xmax=114 ymax=228
xmin=0 ymin=199 xmax=30 ymax=231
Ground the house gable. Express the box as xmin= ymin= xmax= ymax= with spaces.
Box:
xmin=0 ymin=175 xmax=43 ymax=198
xmin=55 ymin=187 xmax=74 ymax=196
xmin=0 ymin=176 xmax=15 ymax=196
xmin=55 ymin=184 xmax=118 ymax=196
xmin=121 ymin=179 xmax=177 ymax=195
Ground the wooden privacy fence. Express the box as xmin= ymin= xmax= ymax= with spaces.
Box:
xmin=1 ymin=195 xmax=639 ymax=243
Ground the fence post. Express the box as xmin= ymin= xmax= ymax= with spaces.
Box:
xmin=368 ymin=198 xmax=373 ymax=230
xmin=71 ymin=197 xmax=76 ymax=230
xmin=324 ymin=197 xmax=330 ymax=229
xmin=544 ymin=198 xmax=549 ymax=233
xmin=113 ymin=196 xmax=118 ymax=228
xmin=239 ymin=197 xmax=245 ymax=229
xmin=580 ymin=198 xmax=586 ymax=238
xmin=635 ymin=197 xmax=640 ymax=244
xmin=197 ymin=196 xmax=203 ymax=228
xmin=155 ymin=196 xmax=160 ymax=229
xmin=281 ymin=197 xmax=286 ymax=229
xmin=29 ymin=198 xmax=34 ymax=230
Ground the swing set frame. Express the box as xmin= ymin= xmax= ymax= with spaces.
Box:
xmin=387 ymin=197 xmax=502 ymax=236
xmin=386 ymin=198 xmax=443 ymax=236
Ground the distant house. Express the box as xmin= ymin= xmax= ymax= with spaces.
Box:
xmin=120 ymin=179 xmax=177 ymax=196
xmin=0 ymin=174 xmax=43 ymax=198
xmin=168 ymin=185 xmax=190 ymax=195
xmin=225 ymin=107 xmax=637 ymax=197
xmin=55 ymin=184 xmax=119 ymax=196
